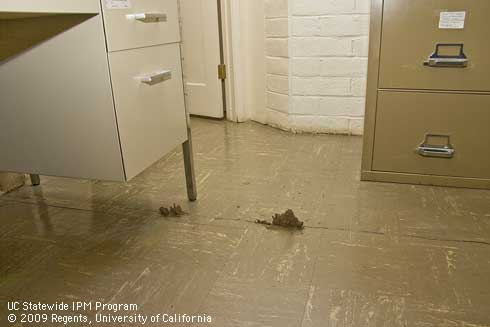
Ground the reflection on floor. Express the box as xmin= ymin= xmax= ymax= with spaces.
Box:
xmin=1 ymin=117 xmax=490 ymax=326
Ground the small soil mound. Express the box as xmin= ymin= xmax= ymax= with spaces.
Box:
xmin=256 ymin=209 xmax=304 ymax=229
xmin=159 ymin=204 xmax=187 ymax=217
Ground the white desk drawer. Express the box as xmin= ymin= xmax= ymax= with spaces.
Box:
xmin=108 ymin=43 xmax=187 ymax=180
xmin=101 ymin=0 xmax=180 ymax=52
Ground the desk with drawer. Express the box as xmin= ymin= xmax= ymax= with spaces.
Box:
xmin=0 ymin=0 xmax=197 ymax=199
xmin=362 ymin=0 xmax=490 ymax=189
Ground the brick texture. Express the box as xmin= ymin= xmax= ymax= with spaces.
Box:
xmin=265 ymin=0 xmax=291 ymax=117
xmin=262 ymin=0 xmax=370 ymax=135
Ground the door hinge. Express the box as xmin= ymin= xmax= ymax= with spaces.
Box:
xmin=218 ymin=64 xmax=227 ymax=80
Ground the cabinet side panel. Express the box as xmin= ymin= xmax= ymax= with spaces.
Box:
xmin=0 ymin=14 xmax=125 ymax=181
xmin=361 ymin=0 xmax=384 ymax=172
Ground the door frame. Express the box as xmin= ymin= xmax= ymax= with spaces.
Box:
xmin=219 ymin=0 xmax=246 ymax=122
xmin=178 ymin=0 xmax=246 ymax=122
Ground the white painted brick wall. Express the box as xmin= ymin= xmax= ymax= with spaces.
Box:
xmin=291 ymin=96 xmax=365 ymax=116
xmin=265 ymin=0 xmax=288 ymax=18
xmin=262 ymin=0 xmax=370 ymax=135
xmin=292 ymin=77 xmax=352 ymax=96
xmin=292 ymin=37 xmax=352 ymax=57
xmin=292 ymin=15 xmax=369 ymax=37
xmin=265 ymin=38 xmax=289 ymax=57
xmin=265 ymin=0 xmax=291 ymax=118
xmin=267 ymin=92 xmax=289 ymax=113
xmin=292 ymin=115 xmax=350 ymax=134
xmin=351 ymin=77 xmax=367 ymax=97
xmin=266 ymin=57 xmax=289 ymax=76
xmin=265 ymin=18 xmax=288 ymax=37
xmin=267 ymin=75 xmax=289 ymax=94
xmin=293 ymin=58 xmax=368 ymax=77
xmin=352 ymin=36 xmax=369 ymax=56
xmin=292 ymin=0 xmax=356 ymax=16
xmin=289 ymin=0 xmax=370 ymax=135
xmin=355 ymin=0 xmax=371 ymax=14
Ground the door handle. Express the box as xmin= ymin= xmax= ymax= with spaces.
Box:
xmin=137 ymin=70 xmax=172 ymax=85
xmin=424 ymin=43 xmax=468 ymax=68
xmin=126 ymin=12 xmax=167 ymax=22
xmin=416 ymin=134 xmax=455 ymax=159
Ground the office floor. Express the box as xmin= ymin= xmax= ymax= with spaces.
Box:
xmin=1 ymin=118 xmax=490 ymax=327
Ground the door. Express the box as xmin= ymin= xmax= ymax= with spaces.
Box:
xmin=180 ymin=0 xmax=224 ymax=118
xmin=379 ymin=0 xmax=490 ymax=92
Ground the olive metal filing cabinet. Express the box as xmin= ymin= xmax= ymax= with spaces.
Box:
xmin=362 ymin=0 xmax=490 ymax=189
xmin=0 ymin=0 xmax=197 ymax=199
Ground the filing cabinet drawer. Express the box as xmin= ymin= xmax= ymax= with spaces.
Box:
xmin=372 ymin=91 xmax=490 ymax=179
xmin=101 ymin=0 xmax=180 ymax=52
xmin=108 ymin=43 xmax=187 ymax=180
xmin=379 ymin=0 xmax=490 ymax=92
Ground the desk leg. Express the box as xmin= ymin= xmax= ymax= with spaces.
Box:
xmin=30 ymin=174 xmax=40 ymax=186
xmin=183 ymin=127 xmax=197 ymax=202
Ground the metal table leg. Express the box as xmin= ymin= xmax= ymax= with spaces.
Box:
xmin=182 ymin=123 xmax=197 ymax=202
xmin=179 ymin=49 xmax=197 ymax=202
xmin=29 ymin=174 xmax=40 ymax=186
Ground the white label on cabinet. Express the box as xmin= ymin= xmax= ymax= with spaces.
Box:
xmin=106 ymin=0 xmax=131 ymax=9
xmin=439 ymin=11 xmax=466 ymax=29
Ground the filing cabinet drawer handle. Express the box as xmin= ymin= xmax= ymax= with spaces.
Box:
xmin=416 ymin=134 xmax=455 ymax=159
xmin=425 ymin=57 xmax=468 ymax=67
xmin=417 ymin=145 xmax=455 ymax=158
xmin=424 ymin=43 xmax=468 ymax=68
xmin=126 ymin=13 xmax=167 ymax=22
xmin=137 ymin=70 xmax=172 ymax=85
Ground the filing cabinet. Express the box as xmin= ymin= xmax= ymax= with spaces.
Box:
xmin=362 ymin=0 xmax=490 ymax=189
xmin=0 ymin=0 xmax=189 ymax=182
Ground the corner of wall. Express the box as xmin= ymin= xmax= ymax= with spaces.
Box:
xmin=258 ymin=0 xmax=371 ymax=135
xmin=264 ymin=0 xmax=291 ymax=130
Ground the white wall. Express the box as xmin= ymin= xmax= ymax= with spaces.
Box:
xmin=264 ymin=0 xmax=290 ymax=128
xmin=230 ymin=0 xmax=370 ymax=134
xmin=233 ymin=0 xmax=267 ymax=122
xmin=254 ymin=0 xmax=370 ymax=135
xmin=290 ymin=0 xmax=369 ymax=135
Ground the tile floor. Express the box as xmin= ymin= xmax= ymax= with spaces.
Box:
xmin=1 ymin=118 xmax=490 ymax=326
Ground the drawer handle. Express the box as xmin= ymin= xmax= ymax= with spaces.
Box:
xmin=424 ymin=43 xmax=468 ymax=68
xmin=425 ymin=57 xmax=468 ymax=67
xmin=126 ymin=12 xmax=167 ymax=22
xmin=416 ymin=134 xmax=455 ymax=159
xmin=137 ymin=70 xmax=172 ymax=85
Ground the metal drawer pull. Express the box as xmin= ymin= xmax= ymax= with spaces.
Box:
xmin=138 ymin=70 xmax=172 ymax=85
xmin=417 ymin=145 xmax=455 ymax=158
xmin=126 ymin=12 xmax=167 ymax=22
xmin=425 ymin=57 xmax=468 ymax=67
xmin=416 ymin=134 xmax=455 ymax=159
xmin=424 ymin=43 xmax=468 ymax=68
